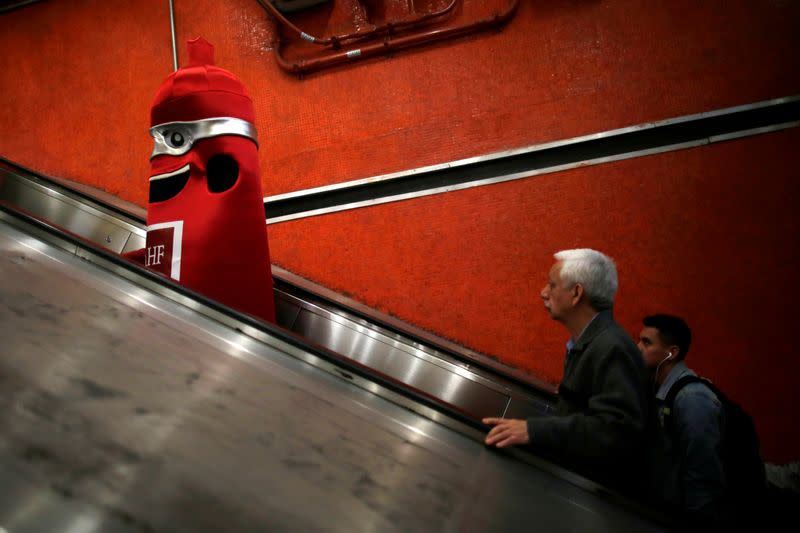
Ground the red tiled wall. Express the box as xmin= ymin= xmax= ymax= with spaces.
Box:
xmin=1 ymin=0 xmax=798 ymax=461
xmin=3 ymin=0 xmax=798 ymax=199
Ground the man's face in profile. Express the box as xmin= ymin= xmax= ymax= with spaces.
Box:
xmin=541 ymin=262 xmax=574 ymax=321
xmin=638 ymin=327 xmax=670 ymax=370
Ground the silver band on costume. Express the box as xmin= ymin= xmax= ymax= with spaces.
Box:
xmin=149 ymin=117 xmax=258 ymax=159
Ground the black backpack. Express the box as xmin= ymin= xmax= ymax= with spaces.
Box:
xmin=663 ymin=375 xmax=767 ymax=512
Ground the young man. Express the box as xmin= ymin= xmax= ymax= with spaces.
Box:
xmin=484 ymin=249 xmax=647 ymax=489
xmin=638 ymin=314 xmax=725 ymax=526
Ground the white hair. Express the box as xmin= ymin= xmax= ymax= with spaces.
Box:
xmin=554 ymin=248 xmax=618 ymax=311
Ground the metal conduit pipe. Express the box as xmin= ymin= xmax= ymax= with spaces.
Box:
xmin=274 ymin=0 xmax=519 ymax=75
xmin=168 ymin=0 xmax=178 ymax=71
xmin=257 ymin=0 xmax=459 ymax=48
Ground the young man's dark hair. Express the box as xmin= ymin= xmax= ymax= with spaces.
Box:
xmin=642 ymin=314 xmax=692 ymax=361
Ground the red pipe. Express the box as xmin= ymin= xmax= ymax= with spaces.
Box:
xmin=330 ymin=0 xmax=459 ymax=47
xmin=274 ymin=0 xmax=519 ymax=74
xmin=258 ymin=0 xmax=458 ymax=48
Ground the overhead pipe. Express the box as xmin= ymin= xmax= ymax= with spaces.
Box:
xmin=272 ymin=0 xmax=519 ymax=75
xmin=257 ymin=0 xmax=459 ymax=49
xmin=327 ymin=0 xmax=459 ymax=46
xmin=0 ymin=0 xmax=47 ymax=14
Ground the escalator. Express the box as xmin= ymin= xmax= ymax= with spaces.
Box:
xmin=0 ymin=157 xmax=559 ymax=425
xmin=0 ymin=157 xmax=670 ymax=532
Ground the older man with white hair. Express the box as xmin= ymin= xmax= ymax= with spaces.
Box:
xmin=484 ymin=249 xmax=647 ymax=489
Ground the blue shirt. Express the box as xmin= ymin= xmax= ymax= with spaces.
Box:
xmin=565 ymin=313 xmax=599 ymax=353
xmin=649 ymin=362 xmax=726 ymax=523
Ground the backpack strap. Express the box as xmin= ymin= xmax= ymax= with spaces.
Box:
xmin=662 ymin=375 xmax=717 ymax=433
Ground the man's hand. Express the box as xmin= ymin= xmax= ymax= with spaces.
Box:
xmin=482 ymin=417 xmax=530 ymax=448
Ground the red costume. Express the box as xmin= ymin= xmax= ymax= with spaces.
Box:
xmin=138 ymin=37 xmax=275 ymax=323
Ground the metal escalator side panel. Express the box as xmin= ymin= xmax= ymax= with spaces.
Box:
xmin=0 ymin=168 xmax=142 ymax=253
xmin=291 ymin=307 xmax=511 ymax=419
xmin=1 ymin=161 xmax=558 ymax=422
xmin=0 ymin=202 xmax=486 ymax=436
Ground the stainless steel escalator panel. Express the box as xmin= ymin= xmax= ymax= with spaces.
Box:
xmin=275 ymin=290 xmax=303 ymax=330
xmin=293 ymin=307 xmax=512 ymax=418
xmin=0 ymin=170 xmax=142 ymax=253
xmin=2 ymin=163 xmax=556 ymax=384
xmin=503 ymin=394 xmax=555 ymax=419
xmin=273 ymin=265 xmax=560 ymax=397
xmin=277 ymin=289 xmax=554 ymax=420
xmin=280 ymin=291 xmax=515 ymax=394
xmin=1 ymin=161 xmax=557 ymax=421
xmin=1 ymin=161 xmax=559 ymax=425
xmin=122 ymin=231 xmax=145 ymax=253
xmin=0 ymin=217 xmax=669 ymax=532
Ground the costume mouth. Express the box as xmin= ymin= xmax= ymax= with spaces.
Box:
xmin=149 ymin=164 xmax=191 ymax=203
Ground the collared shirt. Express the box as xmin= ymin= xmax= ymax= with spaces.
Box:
xmin=565 ymin=312 xmax=600 ymax=353
xmin=656 ymin=360 xmax=694 ymax=400
xmin=649 ymin=362 xmax=725 ymax=523
xmin=655 ymin=361 xmax=696 ymax=428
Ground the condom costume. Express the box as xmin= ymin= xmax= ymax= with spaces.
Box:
xmin=129 ymin=37 xmax=275 ymax=323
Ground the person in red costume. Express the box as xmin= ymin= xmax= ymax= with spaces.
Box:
xmin=129 ymin=37 xmax=275 ymax=323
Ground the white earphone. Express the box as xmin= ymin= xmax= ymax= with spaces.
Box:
xmin=653 ymin=351 xmax=675 ymax=392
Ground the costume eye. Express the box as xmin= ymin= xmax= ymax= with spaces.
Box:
xmin=169 ymin=131 xmax=185 ymax=147
xmin=206 ymin=154 xmax=239 ymax=193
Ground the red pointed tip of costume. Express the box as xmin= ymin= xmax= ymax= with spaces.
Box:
xmin=186 ymin=37 xmax=215 ymax=67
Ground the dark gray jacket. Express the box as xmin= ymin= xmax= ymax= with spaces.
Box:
xmin=527 ymin=311 xmax=648 ymax=486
